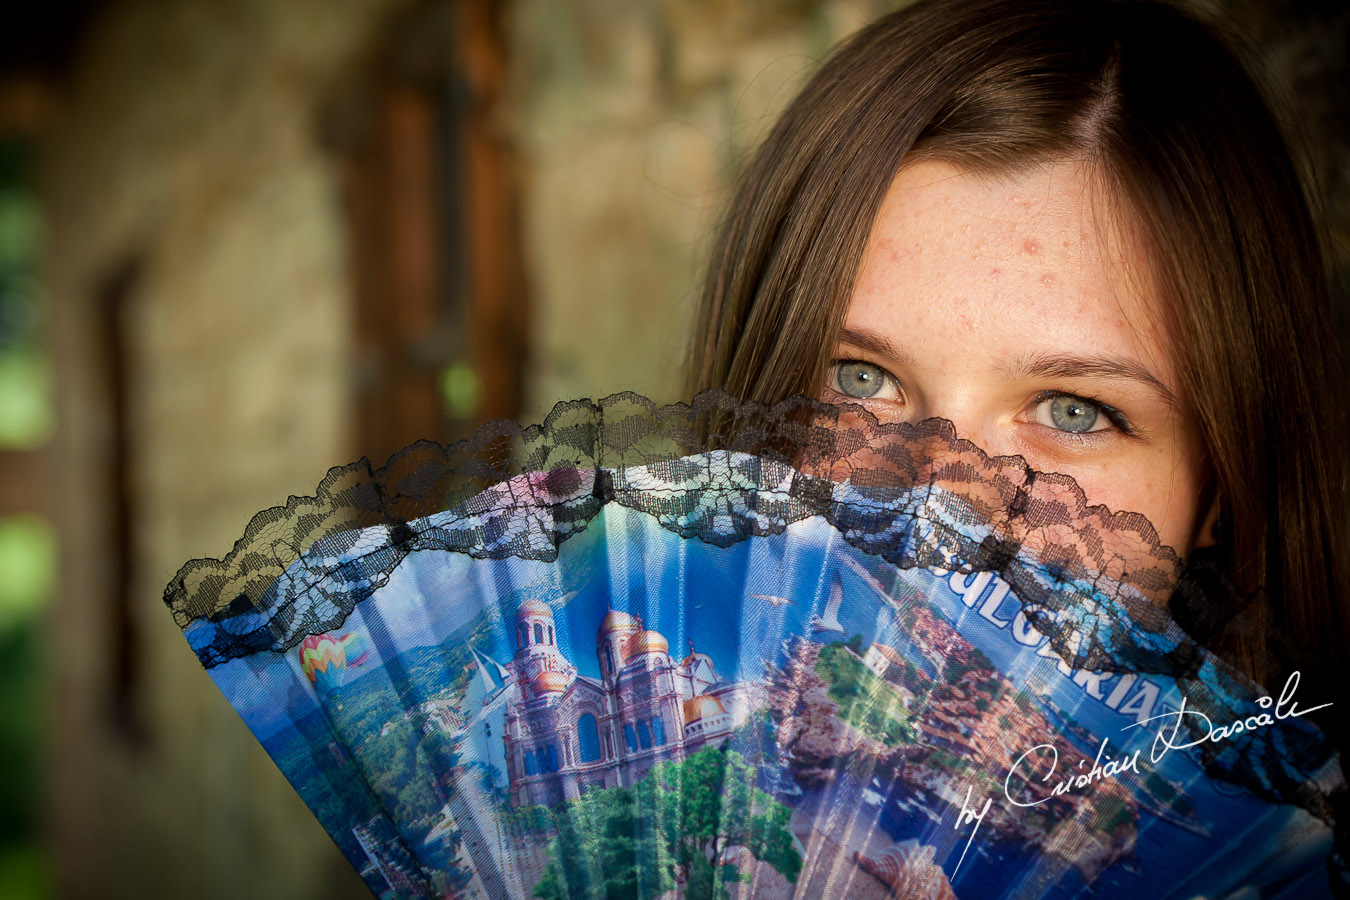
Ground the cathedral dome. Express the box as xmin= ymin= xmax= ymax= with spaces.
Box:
xmin=681 ymin=644 xmax=713 ymax=669
xmin=598 ymin=609 xmax=640 ymax=637
xmin=530 ymin=671 xmax=571 ymax=694
xmin=516 ymin=598 xmax=553 ymax=619
xmin=628 ymin=630 xmax=669 ymax=656
xmin=682 ymin=694 xmax=727 ymax=723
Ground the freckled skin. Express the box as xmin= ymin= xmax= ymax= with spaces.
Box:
xmin=833 ymin=159 xmax=1210 ymax=554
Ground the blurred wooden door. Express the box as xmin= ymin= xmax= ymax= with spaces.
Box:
xmin=335 ymin=0 xmax=529 ymax=471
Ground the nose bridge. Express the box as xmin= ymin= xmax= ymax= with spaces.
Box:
xmin=920 ymin=385 xmax=1004 ymax=457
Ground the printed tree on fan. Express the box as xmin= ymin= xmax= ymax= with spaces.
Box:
xmin=538 ymin=784 xmax=660 ymax=900
xmin=645 ymin=746 xmax=800 ymax=899
xmin=534 ymin=746 xmax=800 ymax=900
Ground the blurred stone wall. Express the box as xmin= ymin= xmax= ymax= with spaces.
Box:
xmin=505 ymin=0 xmax=899 ymax=418
xmin=43 ymin=1 xmax=400 ymax=897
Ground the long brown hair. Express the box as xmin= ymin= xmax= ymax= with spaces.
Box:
xmin=686 ymin=0 xmax=1346 ymax=706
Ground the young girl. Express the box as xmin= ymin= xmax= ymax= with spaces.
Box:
xmin=686 ymin=0 xmax=1346 ymax=735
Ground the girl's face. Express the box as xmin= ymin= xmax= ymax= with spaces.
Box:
xmin=827 ymin=158 xmax=1213 ymax=555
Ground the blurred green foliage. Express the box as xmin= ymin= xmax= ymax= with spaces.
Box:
xmin=0 ymin=138 xmax=53 ymax=900
xmin=0 ymin=590 xmax=50 ymax=900
xmin=0 ymin=142 xmax=50 ymax=449
xmin=0 ymin=516 xmax=56 ymax=629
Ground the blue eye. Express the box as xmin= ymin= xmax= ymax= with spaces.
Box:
xmin=1036 ymin=393 xmax=1106 ymax=434
xmin=832 ymin=361 xmax=898 ymax=400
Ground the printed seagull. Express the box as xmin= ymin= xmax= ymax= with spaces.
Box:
xmin=748 ymin=593 xmax=795 ymax=607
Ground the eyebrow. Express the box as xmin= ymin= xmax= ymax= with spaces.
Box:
xmin=837 ymin=326 xmax=1178 ymax=408
xmin=1005 ymin=353 xmax=1178 ymax=408
xmin=837 ymin=327 xmax=914 ymax=368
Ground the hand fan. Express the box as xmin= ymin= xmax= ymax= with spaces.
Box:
xmin=165 ymin=391 xmax=1346 ymax=900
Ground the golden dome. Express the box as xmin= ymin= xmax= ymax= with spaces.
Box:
xmin=516 ymin=598 xmax=553 ymax=619
xmin=598 ymin=609 xmax=641 ymax=636
xmin=628 ymin=630 xmax=669 ymax=656
xmin=682 ymin=694 xmax=727 ymax=723
xmin=531 ymin=671 xmax=571 ymax=694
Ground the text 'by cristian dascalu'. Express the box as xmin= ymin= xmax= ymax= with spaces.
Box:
xmin=947 ymin=670 xmax=1331 ymax=876
xmin=929 ymin=567 xmax=1330 ymax=878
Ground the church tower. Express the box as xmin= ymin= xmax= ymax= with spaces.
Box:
xmin=596 ymin=608 xmax=642 ymax=684
xmin=513 ymin=598 xmax=575 ymax=699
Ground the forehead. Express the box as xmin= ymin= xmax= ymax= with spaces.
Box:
xmin=847 ymin=158 xmax=1176 ymax=381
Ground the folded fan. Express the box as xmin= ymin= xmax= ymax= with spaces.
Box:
xmin=164 ymin=392 xmax=1344 ymax=899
